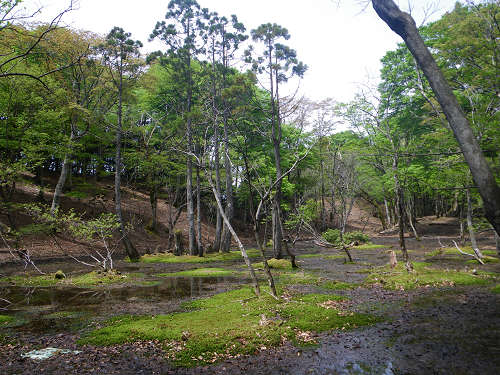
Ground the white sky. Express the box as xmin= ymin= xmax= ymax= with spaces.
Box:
xmin=31 ymin=0 xmax=460 ymax=102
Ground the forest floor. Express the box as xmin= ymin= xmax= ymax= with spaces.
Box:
xmin=0 ymin=233 xmax=499 ymax=375
xmin=1 ymin=181 xmax=499 ymax=374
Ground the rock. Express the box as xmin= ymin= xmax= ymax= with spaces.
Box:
xmin=54 ymin=270 xmax=66 ymax=279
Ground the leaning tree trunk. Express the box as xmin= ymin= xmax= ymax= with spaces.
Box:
xmin=372 ymin=0 xmax=500 ymax=237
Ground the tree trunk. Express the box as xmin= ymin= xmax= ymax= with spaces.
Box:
xmin=174 ymin=230 xmax=183 ymax=256
xmin=372 ymin=0 xmax=500 ymax=237
xmin=115 ymin=70 xmax=139 ymax=261
xmin=495 ymin=230 xmax=500 ymax=257
xmin=50 ymin=131 xmax=75 ymax=215
xmin=150 ymin=185 xmax=158 ymax=232
xmin=196 ymin=165 xmax=203 ymax=257
xmin=220 ymin=113 xmax=233 ymax=253
xmin=466 ymin=188 xmax=483 ymax=259
xmin=213 ymin=130 xmax=223 ymax=252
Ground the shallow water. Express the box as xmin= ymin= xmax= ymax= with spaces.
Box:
xmin=0 ymin=276 xmax=247 ymax=333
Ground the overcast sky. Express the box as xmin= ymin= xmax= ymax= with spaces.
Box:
xmin=31 ymin=0 xmax=460 ymax=102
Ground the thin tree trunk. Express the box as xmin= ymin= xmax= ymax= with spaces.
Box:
xmin=213 ymin=133 xmax=223 ymax=252
xmin=495 ymin=230 xmax=500 ymax=257
xmin=372 ymin=0 xmax=500 ymax=236
xmin=220 ymin=112 xmax=234 ymax=253
xmin=207 ymin=173 xmax=261 ymax=297
xmin=196 ymin=165 xmax=203 ymax=257
xmin=115 ymin=65 xmax=139 ymax=261
xmin=50 ymin=131 xmax=75 ymax=214
xmin=150 ymin=184 xmax=158 ymax=232
xmin=384 ymin=197 xmax=391 ymax=227
xmin=466 ymin=188 xmax=483 ymax=259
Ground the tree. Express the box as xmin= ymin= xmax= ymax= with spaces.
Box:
xmin=247 ymin=23 xmax=307 ymax=258
xmin=102 ymin=26 xmax=143 ymax=261
xmin=372 ymin=0 xmax=500 ymax=236
xmin=150 ymin=0 xmax=207 ymax=255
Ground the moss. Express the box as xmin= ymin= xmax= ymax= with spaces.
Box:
xmin=427 ymin=247 xmax=498 ymax=258
xmin=156 ymin=268 xmax=238 ymax=278
xmin=0 ymin=315 xmax=14 ymax=324
xmin=466 ymin=256 xmax=499 ymax=264
xmin=0 ymin=271 xmax=142 ymax=287
xmin=491 ymin=284 xmax=500 ymax=294
xmin=324 ymin=255 xmax=347 ymax=260
xmin=79 ymin=287 xmax=379 ymax=368
xmin=353 ymin=243 xmax=386 ymax=250
xmin=364 ymin=262 xmax=495 ymax=290
xmin=0 ymin=274 xmax=59 ymax=287
xmin=297 ymin=254 xmax=324 ymax=259
xmin=137 ymin=249 xmax=261 ymax=264
xmin=254 ymin=258 xmax=293 ymax=270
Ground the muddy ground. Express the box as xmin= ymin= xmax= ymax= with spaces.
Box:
xmin=0 ymin=233 xmax=499 ymax=375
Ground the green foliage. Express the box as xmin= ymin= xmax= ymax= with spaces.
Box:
xmin=79 ymin=287 xmax=378 ymax=367
xmin=322 ymin=230 xmax=370 ymax=247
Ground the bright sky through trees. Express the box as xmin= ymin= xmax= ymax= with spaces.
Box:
xmin=31 ymin=0 xmax=459 ymax=101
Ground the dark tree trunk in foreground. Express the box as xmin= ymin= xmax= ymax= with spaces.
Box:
xmin=372 ymin=0 xmax=500 ymax=237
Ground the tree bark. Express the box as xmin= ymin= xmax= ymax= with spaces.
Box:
xmin=372 ymin=0 xmax=500 ymax=237
xmin=466 ymin=188 xmax=483 ymax=259
xmin=50 ymin=130 xmax=75 ymax=215
xmin=220 ymin=112 xmax=234 ymax=253
xmin=115 ymin=62 xmax=139 ymax=261
xmin=196 ymin=165 xmax=203 ymax=257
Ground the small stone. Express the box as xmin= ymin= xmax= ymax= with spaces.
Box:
xmin=472 ymin=269 xmax=478 ymax=275
xmin=54 ymin=270 xmax=66 ymax=279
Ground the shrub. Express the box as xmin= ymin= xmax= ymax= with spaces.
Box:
xmin=322 ymin=229 xmax=370 ymax=246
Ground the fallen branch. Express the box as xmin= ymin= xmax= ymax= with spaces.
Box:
xmin=452 ymin=240 xmax=484 ymax=265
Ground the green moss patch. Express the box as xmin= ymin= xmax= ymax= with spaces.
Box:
xmin=324 ymin=255 xmax=347 ymax=260
xmin=0 ymin=315 xmax=14 ymax=325
xmin=254 ymin=258 xmax=293 ymax=270
xmin=466 ymin=256 xmax=499 ymax=264
xmin=353 ymin=243 xmax=386 ymax=250
xmin=427 ymin=247 xmax=498 ymax=258
xmin=364 ymin=262 xmax=495 ymax=290
xmin=0 ymin=271 xmax=142 ymax=288
xmin=491 ymin=284 xmax=500 ymax=294
xmin=79 ymin=287 xmax=379 ymax=367
xmin=156 ymin=268 xmax=238 ymax=278
xmin=297 ymin=254 xmax=324 ymax=259
xmin=137 ymin=249 xmax=261 ymax=264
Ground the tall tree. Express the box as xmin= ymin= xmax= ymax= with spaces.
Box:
xmin=102 ymin=26 xmax=143 ymax=261
xmin=151 ymin=0 xmax=207 ymax=255
xmin=247 ymin=23 xmax=307 ymax=258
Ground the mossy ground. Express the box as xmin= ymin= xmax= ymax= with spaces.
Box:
xmin=79 ymin=287 xmax=379 ymax=367
xmin=253 ymin=258 xmax=293 ymax=270
xmin=0 ymin=271 xmax=142 ymax=287
xmin=156 ymin=268 xmax=239 ymax=278
xmin=137 ymin=249 xmax=261 ymax=264
xmin=426 ymin=247 xmax=498 ymax=258
xmin=364 ymin=262 xmax=496 ymax=290
xmin=353 ymin=243 xmax=386 ymax=250
xmin=0 ymin=315 xmax=14 ymax=325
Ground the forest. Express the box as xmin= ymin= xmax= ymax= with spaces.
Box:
xmin=0 ymin=0 xmax=499 ymax=374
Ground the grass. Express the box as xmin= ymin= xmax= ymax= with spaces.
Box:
xmin=79 ymin=287 xmax=379 ymax=367
xmin=137 ymin=249 xmax=261 ymax=264
xmin=491 ymin=284 xmax=500 ymax=294
xmin=364 ymin=262 xmax=496 ymax=290
xmin=156 ymin=268 xmax=239 ymax=278
xmin=353 ymin=243 xmax=386 ymax=250
xmin=0 ymin=271 xmax=143 ymax=287
xmin=324 ymin=255 xmax=347 ymax=260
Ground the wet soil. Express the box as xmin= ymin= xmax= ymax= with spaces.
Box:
xmin=1 ymin=234 xmax=499 ymax=374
